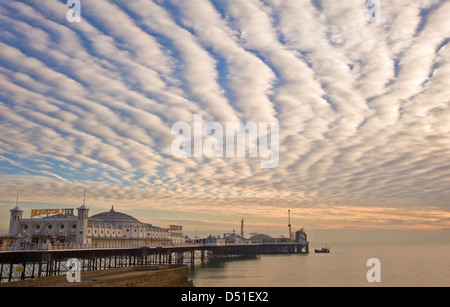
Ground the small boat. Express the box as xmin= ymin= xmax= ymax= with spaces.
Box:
xmin=315 ymin=246 xmax=331 ymax=253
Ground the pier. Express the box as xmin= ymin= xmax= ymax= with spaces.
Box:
xmin=0 ymin=242 xmax=308 ymax=283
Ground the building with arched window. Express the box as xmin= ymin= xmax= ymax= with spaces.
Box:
xmin=6 ymin=204 xmax=184 ymax=249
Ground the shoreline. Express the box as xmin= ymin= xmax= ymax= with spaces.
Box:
xmin=0 ymin=264 xmax=194 ymax=287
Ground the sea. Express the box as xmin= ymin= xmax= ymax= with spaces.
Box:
xmin=189 ymin=242 xmax=450 ymax=287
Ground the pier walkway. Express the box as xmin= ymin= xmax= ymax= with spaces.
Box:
xmin=0 ymin=242 xmax=308 ymax=283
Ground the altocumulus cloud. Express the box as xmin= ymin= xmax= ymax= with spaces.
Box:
xmin=0 ymin=0 xmax=449 ymax=231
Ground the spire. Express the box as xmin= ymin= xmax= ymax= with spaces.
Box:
xmin=77 ymin=187 xmax=89 ymax=220
xmin=10 ymin=189 xmax=23 ymax=225
xmin=77 ymin=187 xmax=89 ymax=210
xmin=10 ymin=189 xmax=23 ymax=212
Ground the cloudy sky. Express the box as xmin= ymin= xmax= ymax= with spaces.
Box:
xmin=0 ymin=0 xmax=449 ymax=238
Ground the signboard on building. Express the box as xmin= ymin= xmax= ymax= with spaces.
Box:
xmin=31 ymin=208 xmax=75 ymax=218
xmin=14 ymin=265 xmax=24 ymax=273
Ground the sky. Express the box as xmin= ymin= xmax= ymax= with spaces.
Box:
xmin=0 ymin=0 xmax=449 ymax=242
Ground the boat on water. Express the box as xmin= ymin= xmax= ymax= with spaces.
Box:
xmin=315 ymin=246 xmax=331 ymax=253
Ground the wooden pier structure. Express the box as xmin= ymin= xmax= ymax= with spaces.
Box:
xmin=0 ymin=242 xmax=308 ymax=283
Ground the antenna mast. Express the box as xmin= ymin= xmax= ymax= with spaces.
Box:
xmin=83 ymin=187 xmax=87 ymax=206
xmin=288 ymin=210 xmax=292 ymax=241
xmin=15 ymin=189 xmax=19 ymax=207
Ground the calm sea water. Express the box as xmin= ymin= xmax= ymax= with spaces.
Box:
xmin=189 ymin=243 xmax=450 ymax=287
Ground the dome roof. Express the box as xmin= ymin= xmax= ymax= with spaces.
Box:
xmin=90 ymin=206 xmax=142 ymax=227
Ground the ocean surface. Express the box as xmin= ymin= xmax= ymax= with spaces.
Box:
xmin=189 ymin=242 xmax=450 ymax=287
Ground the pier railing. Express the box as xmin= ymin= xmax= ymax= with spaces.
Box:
xmin=0 ymin=242 xmax=308 ymax=283
xmin=0 ymin=241 xmax=267 ymax=252
xmin=0 ymin=242 xmax=197 ymax=252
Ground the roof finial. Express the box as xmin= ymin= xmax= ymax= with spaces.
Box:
xmin=10 ymin=189 xmax=23 ymax=212
xmin=83 ymin=187 xmax=87 ymax=206
xmin=15 ymin=189 xmax=19 ymax=207
xmin=110 ymin=206 xmax=115 ymax=213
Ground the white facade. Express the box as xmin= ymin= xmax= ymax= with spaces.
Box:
xmin=8 ymin=205 xmax=183 ymax=248
xmin=205 ymin=235 xmax=227 ymax=246
xmin=295 ymin=228 xmax=308 ymax=245
xmin=168 ymin=225 xmax=185 ymax=245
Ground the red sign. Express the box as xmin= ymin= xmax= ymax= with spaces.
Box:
xmin=31 ymin=208 xmax=74 ymax=218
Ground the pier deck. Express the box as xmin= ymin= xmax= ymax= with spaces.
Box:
xmin=0 ymin=243 xmax=308 ymax=283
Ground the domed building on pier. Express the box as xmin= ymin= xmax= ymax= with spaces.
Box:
xmin=85 ymin=206 xmax=176 ymax=247
xmin=6 ymin=203 xmax=184 ymax=249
